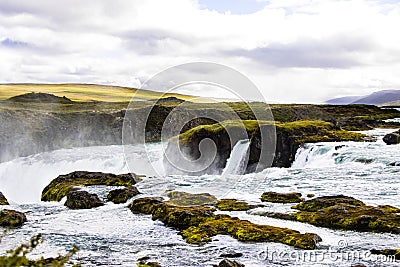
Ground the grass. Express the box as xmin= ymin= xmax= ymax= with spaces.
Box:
xmin=0 ymin=83 xmax=205 ymax=102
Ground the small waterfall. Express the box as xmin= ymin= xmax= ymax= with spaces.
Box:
xmin=222 ymin=139 xmax=250 ymax=175
xmin=291 ymin=143 xmax=341 ymax=168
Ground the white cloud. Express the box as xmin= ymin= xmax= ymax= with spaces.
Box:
xmin=0 ymin=0 xmax=399 ymax=102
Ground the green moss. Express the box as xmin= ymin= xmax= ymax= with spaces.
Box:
xmin=41 ymin=171 xmax=137 ymax=202
xmin=0 ymin=192 xmax=9 ymax=205
xmin=129 ymin=197 xmax=320 ymax=249
xmin=216 ymin=199 xmax=252 ymax=211
xmin=292 ymin=195 xmax=365 ymax=212
xmin=261 ymin=192 xmax=302 ymax=203
xmin=166 ymin=191 xmax=217 ymax=206
xmin=0 ymin=209 xmax=26 ymax=227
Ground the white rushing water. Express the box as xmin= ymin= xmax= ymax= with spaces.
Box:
xmin=221 ymin=139 xmax=250 ymax=175
xmin=0 ymin=128 xmax=400 ymax=266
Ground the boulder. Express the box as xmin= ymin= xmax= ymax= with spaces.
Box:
xmin=216 ymin=199 xmax=253 ymax=211
xmin=383 ymin=130 xmax=400 ymax=145
xmin=41 ymin=171 xmax=138 ymax=202
xmin=107 ymin=186 xmax=140 ymax=204
xmin=0 ymin=209 xmax=27 ymax=227
xmin=292 ymin=195 xmax=365 ymax=212
xmin=217 ymin=259 xmax=245 ymax=267
xmin=261 ymin=192 xmax=302 ymax=203
xmin=64 ymin=190 xmax=104 ymax=209
xmin=0 ymin=192 xmax=9 ymax=205
xmin=166 ymin=191 xmax=217 ymax=206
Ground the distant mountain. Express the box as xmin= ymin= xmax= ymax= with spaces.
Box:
xmin=326 ymin=90 xmax=400 ymax=106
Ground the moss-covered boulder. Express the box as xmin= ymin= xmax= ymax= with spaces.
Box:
xmin=129 ymin=197 xmax=321 ymax=249
xmin=166 ymin=191 xmax=217 ymax=206
xmin=107 ymin=186 xmax=140 ymax=204
xmin=64 ymin=190 xmax=104 ymax=209
xmin=41 ymin=171 xmax=138 ymax=202
xmin=0 ymin=209 xmax=27 ymax=227
xmin=261 ymin=192 xmax=302 ymax=203
xmin=216 ymin=199 xmax=253 ymax=211
xmin=370 ymin=249 xmax=400 ymax=261
xmin=217 ymin=259 xmax=245 ymax=267
xmin=165 ymin=120 xmax=365 ymax=174
xmin=137 ymin=261 xmax=162 ymax=267
xmin=0 ymin=192 xmax=9 ymax=205
xmin=383 ymin=130 xmax=400 ymax=145
xmin=292 ymin=195 xmax=365 ymax=212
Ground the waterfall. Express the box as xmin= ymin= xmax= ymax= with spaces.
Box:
xmin=291 ymin=143 xmax=342 ymax=168
xmin=222 ymin=139 xmax=250 ymax=175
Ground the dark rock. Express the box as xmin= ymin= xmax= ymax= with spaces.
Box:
xmin=292 ymin=195 xmax=365 ymax=212
xmin=383 ymin=130 xmax=400 ymax=145
xmin=217 ymin=259 xmax=245 ymax=267
xmin=261 ymin=192 xmax=302 ymax=203
xmin=107 ymin=186 xmax=140 ymax=204
xmin=0 ymin=209 xmax=27 ymax=227
xmin=129 ymin=197 xmax=321 ymax=249
xmin=0 ymin=192 xmax=9 ymax=205
xmin=219 ymin=252 xmax=243 ymax=258
xmin=166 ymin=191 xmax=217 ymax=206
xmin=64 ymin=190 xmax=104 ymax=209
xmin=306 ymin=194 xmax=315 ymax=198
xmin=41 ymin=171 xmax=138 ymax=202
xmin=137 ymin=260 xmax=162 ymax=267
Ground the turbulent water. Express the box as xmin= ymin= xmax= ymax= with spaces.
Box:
xmin=0 ymin=128 xmax=400 ymax=266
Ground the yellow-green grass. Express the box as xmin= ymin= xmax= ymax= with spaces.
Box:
xmin=0 ymin=83 xmax=204 ymax=102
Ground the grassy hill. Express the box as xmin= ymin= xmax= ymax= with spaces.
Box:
xmin=0 ymin=83 xmax=203 ymax=102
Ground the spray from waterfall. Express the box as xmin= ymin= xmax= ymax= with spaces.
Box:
xmin=222 ymin=139 xmax=250 ymax=175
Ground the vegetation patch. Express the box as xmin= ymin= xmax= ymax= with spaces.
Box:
xmin=261 ymin=192 xmax=303 ymax=203
xmin=216 ymin=199 xmax=253 ymax=211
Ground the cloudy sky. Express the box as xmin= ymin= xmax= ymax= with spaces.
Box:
xmin=1 ymin=0 xmax=400 ymax=103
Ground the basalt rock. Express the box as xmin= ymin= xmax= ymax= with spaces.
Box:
xmin=166 ymin=191 xmax=217 ymax=206
xmin=107 ymin=186 xmax=140 ymax=204
xmin=0 ymin=192 xmax=9 ymax=205
xmin=128 ymin=197 xmax=321 ymax=249
xmin=41 ymin=171 xmax=138 ymax=202
xmin=64 ymin=190 xmax=104 ymax=209
xmin=261 ymin=192 xmax=302 ymax=203
xmin=216 ymin=199 xmax=254 ymax=211
xmin=0 ymin=209 xmax=27 ymax=227
xmin=292 ymin=195 xmax=365 ymax=212
xmin=216 ymin=259 xmax=245 ymax=267
xmin=383 ymin=130 xmax=400 ymax=145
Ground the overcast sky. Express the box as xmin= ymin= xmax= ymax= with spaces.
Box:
xmin=1 ymin=0 xmax=400 ymax=103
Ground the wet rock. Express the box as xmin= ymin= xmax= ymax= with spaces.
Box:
xmin=64 ymin=190 xmax=104 ymax=209
xmin=219 ymin=252 xmax=243 ymax=258
xmin=370 ymin=248 xmax=400 ymax=260
xmin=216 ymin=199 xmax=253 ymax=211
xmin=383 ymin=130 xmax=400 ymax=145
xmin=107 ymin=186 xmax=140 ymax=204
xmin=292 ymin=195 xmax=365 ymax=212
xmin=137 ymin=261 xmax=162 ymax=267
xmin=261 ymin=192 xmax=302 ymax=203
xmin=129 ymin=197 xmax=321 ymax=249
xmin=0 ymin=192 xmax=9 ymax=205
xmin=166 ymin=191 xmax=217 ymax=206
xmin=306 ymin=194 xmax=315 ymax=198
xmin=41 ymin=171 xmax=138 ymax=202
xmin=0 ymin=209 xmax=27 ymax=227
xmin=217 ymin=259 xmax=245 ymax=267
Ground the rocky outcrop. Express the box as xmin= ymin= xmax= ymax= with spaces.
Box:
xmin=262 ymin=195 xmax=400 ymax=234
xmin=0 ymin=209 xmax=26 ymax=227
xmin=0 ymin=192 xmax=9 ymax=205
xmin=217 ymin=259 xmax=245 ymax=267
xmin=8 ymin=92 xmax=73 ymax=104
xmin=107 ymin=186 xmax=140 ymax=204
xmin=41 ymin=171 xmax=138 ymax=202
xmin=165 ymin=120 xmax=365 ymax=174
xmin=129 ymin=197 xmax=321 ymax=249
xmin=261 ymin=192 xmax=302 ymax=203
xmin=383 ymin=130 xmax=400 ymax=145
xmin=216 ymin=199 xmax=253 ymax=211
xmin=64 ymin=190 xmax=104 ymax=209
xmin=166 ymin=191 xmax=217 ymax=206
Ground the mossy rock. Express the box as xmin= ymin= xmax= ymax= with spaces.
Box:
xmin=41 ymin=171 xmax=138 ymax=202
xmin=107 ymin=186 xmax=140 ymax=204
xmin=166 ymin=191 xmax=217 ymax=206
xmin=293 ymin=204 xmax=400 ymax=234
xmin=383 ymin=130 xmax=400 ymax=145
xmin=370 ymin=249 xmax=400 ymax=261
xmin=216 ymin=199 xmax=252 ymax=211
xmin=0 ymin=209 xmax=27 ymax=227
xmin=64 ymin=190 xmax=104 ymax=209
xmin=0 ymin=192 xmax=9 ymax=205
xmin=261 ymin=192 xmax=302 ymax=203
xmin=292 ymin=195 xmax=365 ymax=212
xmin=137 ymin=261 xmax=162 ymax=267
xmin=129 ymin=197 xmax=321 ymax=249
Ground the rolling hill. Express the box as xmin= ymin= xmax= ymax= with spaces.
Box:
xmin=326 ymin=89 xmax=400 ymax=106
